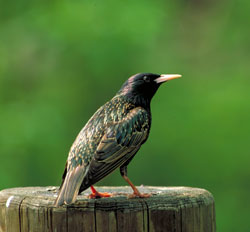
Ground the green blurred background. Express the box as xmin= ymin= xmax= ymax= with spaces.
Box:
xmin=1 ymin=0 xmax=250 ymax=231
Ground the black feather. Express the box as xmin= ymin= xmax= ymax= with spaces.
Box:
xmin=55 ymin=73 xmax=169 ymax=206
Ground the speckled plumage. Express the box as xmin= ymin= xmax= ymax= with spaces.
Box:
xmin=55 ymin=73 xmax=181 ymax=206
xmin=68 ymin=96 xmax=150 ymax=190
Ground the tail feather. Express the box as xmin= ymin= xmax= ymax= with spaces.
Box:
xmin=55 ymin=165 xmax=87 ymax=206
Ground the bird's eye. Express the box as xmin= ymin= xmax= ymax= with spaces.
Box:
xmin=143 ymin=76 xmax=150 ymax=83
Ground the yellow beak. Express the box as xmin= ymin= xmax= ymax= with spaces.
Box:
xmin=155 ymin=74 xmax=182 ymax=84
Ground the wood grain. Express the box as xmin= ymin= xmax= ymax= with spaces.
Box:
xmin=0 ymin=186 xmax=216 ymax=232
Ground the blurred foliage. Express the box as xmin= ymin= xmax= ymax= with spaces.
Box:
xmin=1 ymin=0 xmax=250 ymax=231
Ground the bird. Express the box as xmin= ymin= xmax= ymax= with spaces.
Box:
xmin=55 ymin=73 xmax=181 ymax=206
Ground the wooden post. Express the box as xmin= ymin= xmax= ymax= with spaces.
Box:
xmin=0 ymin=186 xmax=216 ymax=232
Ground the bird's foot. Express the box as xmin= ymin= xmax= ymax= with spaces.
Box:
xmin=121 ymin=175 xmax=152 ymax=198
xmin=88 ymin=186 xmax=112 ymax=199
xmin=128 ymin=191 xmax=152 ymax=199
xmin=88 ymin=192 xmax=112 ymax=199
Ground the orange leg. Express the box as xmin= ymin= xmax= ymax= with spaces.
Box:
xmin=88 ymin=186 xmax=112 ymax=199
xmin=122 ymin=175 xmax=151 ymax=198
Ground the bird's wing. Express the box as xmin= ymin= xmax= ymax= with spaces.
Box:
xmin=55 ymin=107 xmax=150 ymax=206
xmin=80 ymin=107 xmax=150 ymax=190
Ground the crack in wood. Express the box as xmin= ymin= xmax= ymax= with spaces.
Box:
xmin=94 ymin=200 xmax=97 ymax=232
xmin=144 ymin=200 xmax=150 ymax=232
xmin=18 ymin=196 xmax=26 ymax=232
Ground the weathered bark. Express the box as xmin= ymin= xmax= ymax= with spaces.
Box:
xmin=0 ymin=186 xmax=216 ymax=232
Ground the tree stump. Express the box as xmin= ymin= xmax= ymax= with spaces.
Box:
xmin=0 ymin=186 xmax=216 ymax=232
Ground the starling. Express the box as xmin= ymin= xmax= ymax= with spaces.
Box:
xmin=55 ymin=73 xmax=181 ymax=206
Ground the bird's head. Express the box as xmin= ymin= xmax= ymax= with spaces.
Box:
xmin=117 ymin=73 xmax=182 ymax=107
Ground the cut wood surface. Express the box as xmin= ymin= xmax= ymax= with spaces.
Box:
xmin=0 ymin=186 xmax=216 ymax=232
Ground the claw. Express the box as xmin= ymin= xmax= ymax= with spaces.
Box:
xmin=128 ymin=192 xmax=152 ymax=199
xmin=88 ymin=186 xmax=112 ymax=199
xmin=122 ymin=175 xmax=151 ymax=199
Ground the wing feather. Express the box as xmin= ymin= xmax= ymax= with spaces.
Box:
xmin=55 ymin=106 xmax=151 ymax=205
xmin=79 ymin=107 xmax=150 ymax=191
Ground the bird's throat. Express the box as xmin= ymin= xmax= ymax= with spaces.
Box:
xmin=121 ymin=94 xmax=151 ymax=111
